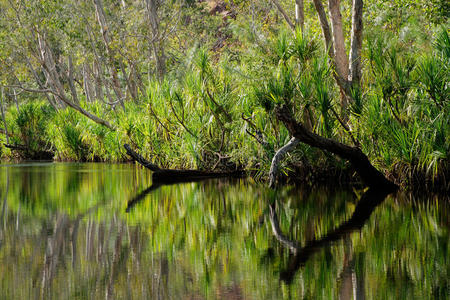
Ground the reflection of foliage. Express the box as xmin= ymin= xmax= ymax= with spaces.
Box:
xmin=0 ymin=165 xmax=448 ymax=299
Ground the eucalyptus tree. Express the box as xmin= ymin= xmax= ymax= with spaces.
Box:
xmin=0 ymin=0 xmax=183 ymax=131
xmin=0 ymin=0 xmax=117 ymax=129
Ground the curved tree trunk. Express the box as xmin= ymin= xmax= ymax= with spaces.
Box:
xmin=268 ymin=137 xmax=300 ymax=188
xmin=275 ymin=105 xmax=397 ymax=189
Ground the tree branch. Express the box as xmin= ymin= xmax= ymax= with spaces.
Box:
xmin=275 ymin=105 xmax=397 ymax=189
xmin=270 ymin=0 xmax=295 ymax=30
xmin=268 ymin=137 xmax=300 ymax=188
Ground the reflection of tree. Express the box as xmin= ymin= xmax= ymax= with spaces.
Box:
xmin=1 ymin=169 xmax=446 ymax=299
xmin=269 ymin=188 xmax=394 ymax=288
xmin=126 ymin=183 xmax=162 ymax=212
xmin=125 ymin=177 xmax=235 ymax=212
xmin=40 ymin=202 xmax=104 ymax=299
xmin=0 ymin=169 xmax=9 ymax=251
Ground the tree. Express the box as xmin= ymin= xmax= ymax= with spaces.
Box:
xmin=268 ymin=0 xmax=395 ymax=190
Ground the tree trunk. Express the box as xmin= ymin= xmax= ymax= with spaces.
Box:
xmin=0 ymin=87 xmax=9 ymax=145
xmin=83 ymin=63 xmax=94 ymax=103
xmin=24 ymin=52 xmax=60 ymax=109
xmin=12 ymin=89 xmax=20 ymax=112
xmin=311 ymin=0 xmax=351 ymax=97
xmin=328 ymin=0 xmax=351 ymax=111
xmin=92 ymin=60 xmax=104 ymax=101
xmin=93 ymin=0 xmax=125 ymax=108
xmin=275 ymin=105 xmax=397 ymax=189
xmin=328 ymin=0 xmax=349 ymax=81
xmin=268 ymin=137 xmax=300 ymax=188
xmin=124 ymin=144 xmax=245 ymax=183
xmin=67 ymin=56 xmax=80 ymax=105
xmin=348 ymin=0 xmax=363 ymax=87
xmin=145 ymin=0 xmax=166 ymax=80
xmin=312 ymin=0 xmax=334 ymax=60
xmin=295 ymin=0 xmax=304 ymax=30
xmin=36 ymin=33 xmax=115 ymax=130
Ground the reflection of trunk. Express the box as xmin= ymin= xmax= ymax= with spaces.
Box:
xmin=157 ymin=254 xmax=169 ymax=300
xmin=275 ymin=105 xmax=397 ymax=189
xmin=269 ymin=205 xmax=300 ymax=253
xmin=71 ymin=217 xmax=81 ymax=267
xmin=106 ymin=224 xmax=124 ymax=300
xmin=126 ymin=183 xmax=162 ymax=212
xmin=98 ymin=223 xmax=105 ymax=261
xmin=269 ymin=188 xmax=393 ymax=283
xmin=355 ymin=252 xmax=366 ymax=300
xmin=338 ymin=236 xmax=354 ymax=300
xmin=41 ymin=214 xmax=69 ymax=298
xmin=15 ymin=202 xmax=20 ymax=231
xmin=0 ymin=171 xmax=9 ymax=248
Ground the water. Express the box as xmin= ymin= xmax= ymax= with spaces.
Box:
xmin=0 ymin=163 xmax=448 ymax=299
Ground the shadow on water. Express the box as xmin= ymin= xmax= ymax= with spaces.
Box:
xmin=269 ymin=188 xmax=395 ymax=284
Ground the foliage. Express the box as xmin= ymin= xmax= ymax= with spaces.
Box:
xmin=0 ymin=0 xmax=447 ymax=189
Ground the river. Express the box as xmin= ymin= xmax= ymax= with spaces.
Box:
xmin=0 ymin=163 xmax=448 ymax=299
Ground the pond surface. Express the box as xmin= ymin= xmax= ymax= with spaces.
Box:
xmin=0 ymin=163 xmax=448 ymax=299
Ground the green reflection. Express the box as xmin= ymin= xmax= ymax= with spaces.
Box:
xmin=0 ymin=164 xmax=448 ymax=299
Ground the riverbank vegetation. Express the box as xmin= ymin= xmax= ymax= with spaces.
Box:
xmin=0 ymin=0 xmax=448 ymax=190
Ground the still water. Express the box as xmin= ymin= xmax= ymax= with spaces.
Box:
xmin=0 ymin=163 xmax=448 ymax=299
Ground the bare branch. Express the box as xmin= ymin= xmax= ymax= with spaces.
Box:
xmin=270 ymin=0 xmax=295 ymax=30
